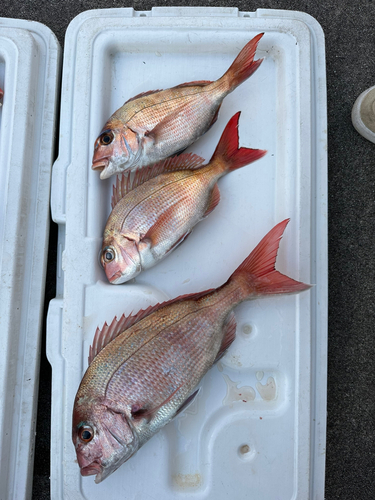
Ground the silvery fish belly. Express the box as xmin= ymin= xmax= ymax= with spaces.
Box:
xmin=91 ymin=33 xmax=264 ymax=179
xmin=101 ymin=112 xmax=266 ymax=284
xmin=72 ymin=220 xmax=311 ymax=483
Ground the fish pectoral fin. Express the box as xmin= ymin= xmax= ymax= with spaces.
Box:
xmin=144 ymin=109 xmax=186 ymax=146
xmin=175 ymin=389 xmax=200 ymax=417
xmin=213 ymin=312 xmax=237 ymax=364
xmin=202 ymin=183 xmax=221 ymax=218
xmin=142 ymin=228 xmax=191 ymax=260
xmin=141 ymin=204 xmax=187 ymax=250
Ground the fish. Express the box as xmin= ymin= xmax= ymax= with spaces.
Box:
xmin=0 ymin=87 xmax=3 ymax=106
xmin=92 ymin=33 xmax=264 ymax=179
xmin=72 ymin=219 xmax=310 ymax=483
xmin=101 ymin=112 xmax=266 ymax=284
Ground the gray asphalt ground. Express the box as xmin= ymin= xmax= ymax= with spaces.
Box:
xmin=0 ymin=1 xmax=374 ymax=499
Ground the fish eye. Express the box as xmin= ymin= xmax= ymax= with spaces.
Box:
xmin=79 ymin=425 xmax=94 ymax=443
xmin=100 ymin=131 xmax=114 ymax=146
xmin=102 ymin=247 xmax=115 ymax=263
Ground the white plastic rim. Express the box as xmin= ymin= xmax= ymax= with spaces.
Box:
xmin=0 ymin=18 xmax=60 ymax=500
xmin=351 ymin=85 xmax=375 ymax=143
xmin=48 ymin=7 xmax=327 ymax=500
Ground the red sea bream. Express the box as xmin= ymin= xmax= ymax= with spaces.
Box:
xmin=92 ymin=33 xmax=264 ymax=179
xmin=72 ymin=220 xmax=310 ymax=483
xmin=101 ymin=112 xmax=266 ymax=284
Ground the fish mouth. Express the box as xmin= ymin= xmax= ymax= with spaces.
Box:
xmin=91 ymin=159 xmax=109 ymax=171
xmin=108 ymin=269 xmax=123 ymax=284
xmin=80 ymin=460 xmax=102 ymax=477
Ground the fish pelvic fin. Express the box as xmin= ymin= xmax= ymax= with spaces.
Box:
xmin=229 ymin=219 xmax=311 ymax=299
xmin=219 ymin=33 xmax=264 ymax=93
xmin=111 ymin=153 xmax=206 ymax=208
xmin=210 ymin=112 xmax=266 ymax=173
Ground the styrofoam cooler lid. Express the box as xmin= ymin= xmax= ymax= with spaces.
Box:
xmin=48 ymin=7 xmax=327 ymax=500
xmin=0 ymin=18 xmax=60 ymax=500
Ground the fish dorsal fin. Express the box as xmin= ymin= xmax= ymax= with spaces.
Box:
xmin=111 ymin=153 xmax=206 ymax=208
xmin=88 ymin=288 xmax=216 ymax=364
xmin=123 ymin=89 xmax=163 ymax=105
xmin=88 ymin=306 xmax=154 ymax=365
xmin=172 ymin=80 xmax=212 ymax=89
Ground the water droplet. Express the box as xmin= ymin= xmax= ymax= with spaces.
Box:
xmin=222 ymin=374 xmax=255 ymax=407
xmin=256 ymin=377 xmax=277 ymax=401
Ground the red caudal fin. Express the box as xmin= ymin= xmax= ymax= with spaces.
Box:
xmin=220 ymin=33 xmax=264 ymax=92
xmin=230 ymin=220 xmax=311 ymax=298
xmin=211 ymin=112 xmax=266 ymax=171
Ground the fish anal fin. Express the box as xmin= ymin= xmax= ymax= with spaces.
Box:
xmin=214 ymin=312 xmax=237 ymax=363
xmin=123 ymin=89 xmax=163 ymax=105
xmin=175 ymin=389 xmax=200 ymax=417
xmin=203 ymin=183 xmax=220 ymax=218
xmin=207 ymin=104 xmax=222 ymax=131
xmin=111 ymin=153 xmax=206 ymax=207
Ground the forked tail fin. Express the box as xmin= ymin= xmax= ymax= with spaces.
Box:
xmin=211 ymin=112 xmax=266 ymax=172
xmin=220 ymin=33 xmax=264 ymax=92
xmin=230 ymin=220 xmax=311 ymax=298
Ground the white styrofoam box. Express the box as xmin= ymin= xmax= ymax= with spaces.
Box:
xmin=0 ymin=18 xmax=60 ymax=500
xmin=48 ymin=7 xmax=327 ymax=499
